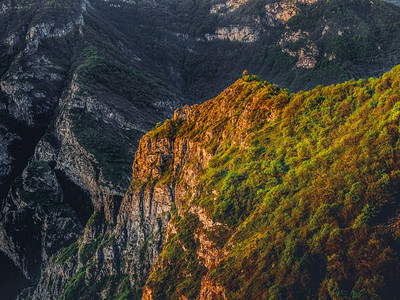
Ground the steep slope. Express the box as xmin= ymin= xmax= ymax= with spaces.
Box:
xmin=0 ymin=1 xmax=90 ymax=298
xmin=0 ymin=0 xmax=181 ymax=298
xmin=143 ymin=68 xmax=400 ymax=299
xmin=39 ymin=66 xmax=400 ymax=299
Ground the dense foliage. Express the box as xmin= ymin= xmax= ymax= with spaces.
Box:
xmin=146 ymin=66 xmax=400 ymax=299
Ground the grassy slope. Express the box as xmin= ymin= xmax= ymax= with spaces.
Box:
xmin=146 ymin=66 xmax=400 ymax=299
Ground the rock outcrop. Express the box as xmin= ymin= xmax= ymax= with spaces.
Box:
xmin=205 ymin=26 xmax=259 ymax=43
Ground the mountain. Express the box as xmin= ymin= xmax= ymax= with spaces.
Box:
xmin=32 ymin=65 xmax=400 ymax=299
xmin=2 ymin=0 xmax=400 ymax=298
xmin=88 ymin=0 xmax=400 ymax=95
xmin=141 ymin=68 xmax=400 ymax=299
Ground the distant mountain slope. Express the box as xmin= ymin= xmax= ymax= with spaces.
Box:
xmin=94 ymin=0 xmax=400 ymax=99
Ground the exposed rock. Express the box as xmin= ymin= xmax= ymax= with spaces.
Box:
xmin=0 ymin=130 xmax=18 ymax=186
xmin=279 ymin=29 xmax=310 ymax=45
xmin=265 ymin=0 xmax=298 ymax=26
xmin=198 ymin=275 xmax=227 ymax=300
xmin=195 ymin=231 xmax=220 ymax=269
xmin=0 ymin=161 xmax=82 ymax=281
xmin=279 ymin=30 xmax=319 ymax=68
xmin=296 ymin=43 xmax=319 ymax=68
xmin=210 ymin=0 xmax=250 ymax=15
xmin=324 ymin=52 xmax=337 ymax=61
xmin=28 ymin=116 xmax=215 ymax=297
xmin=265 ymin=0 xmax=320 ymax=26
xmin=226 ymin=0 xmax=251 ymax=11
xmin=205 ymin=26 xmax=259 ymax=43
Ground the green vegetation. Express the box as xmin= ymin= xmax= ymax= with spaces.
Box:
xmin=61 ymin=267 xmax=87 ymax=300
xmin=106 ymin=276 xmax=140 ymax=300
xmin=59 ymin=261 xmax=139 ymax=299
xmin=56 ymin=242 xmax=78 ymax=264
xmin=75 ymin=47 xmax=169 ymax=108
xmin=79 ymin=236 xmax=102 ymax=264
xmin=147 ymin=213 xmax=207 ymax=299
xmin=59 ymin=235 xmax=139 ymax=299
xmin=69 ymin=107 xmax=139 ymax=186
xmin=146 ymin=65 xmax=400 ymax=299
xmin=87 ymin=209 xmax=105 ymax=227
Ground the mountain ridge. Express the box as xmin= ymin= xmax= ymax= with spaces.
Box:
xmin=140 ymin=67 xmax=400 ymax=299
xmin=28 ymin=65 xmax=400 ymax=299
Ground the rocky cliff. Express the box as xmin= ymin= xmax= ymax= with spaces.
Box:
xmin=0 ymin=0 xmax=181 ymax=298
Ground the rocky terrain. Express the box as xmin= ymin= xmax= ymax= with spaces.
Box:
xmin=0 ymin=0 xmax=181 ymax=298
xmin=28 ymin=66 xmax=400 ymax=299
xmin=2 ymin=0 xmax=400 ymax=299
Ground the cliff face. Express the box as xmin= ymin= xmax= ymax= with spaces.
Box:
xmin=0 ymin=0 xmax=181 ymax=298
xmin=26 ymin=127 xmax=214 ymax=299
xmin=140 ymin=77 xmax=289 ymax=299
xmin=116 ymin=70 xmax=400 ymax=298
xmin=0 ymin=2 xmax=87 ymax=297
